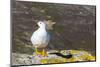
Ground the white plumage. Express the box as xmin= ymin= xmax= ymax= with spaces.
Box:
xmin=31 ymin=21 xmax=50 ymax=49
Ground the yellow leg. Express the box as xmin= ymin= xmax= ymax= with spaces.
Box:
xmin=41 ymin=49 xmax=47 ymax=57
xmin=34 ymin=47 xmax=47 ymax=57
xmin=35 ymin=47 xmax=41 ymax=55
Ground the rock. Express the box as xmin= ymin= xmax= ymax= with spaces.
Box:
xmin=12 ymin=53 xmax=32 ymax=65
xmin=32 ymin=50 xmax=95 ymax=64
xmin=12 ymin=1 xmax=96 ymax=54
xmin=12 ymin=50 xmax=95 ymax=65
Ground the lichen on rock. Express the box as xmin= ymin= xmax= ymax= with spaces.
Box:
xmin=31 ymin=50 xmax=95 ymax=64
xmin=12 ymin=50 xmax=95 ymax=65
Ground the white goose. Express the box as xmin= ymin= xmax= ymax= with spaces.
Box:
xmin=31 ymin=21 xmax=50 ymax=56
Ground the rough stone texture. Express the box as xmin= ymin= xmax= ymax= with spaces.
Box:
xmin=12 ymin=50 xmax=95 ymax=66
xmin=12 ymin=53 xmax=32 ymax=65
xmin=11 ymin=0 xmax=96 ymax=55
xmin=11 ymin=0 xmax=96 ymax=66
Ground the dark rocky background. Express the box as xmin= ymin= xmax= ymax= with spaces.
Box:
xmin=11 ymin=0 xmax=96 ymax=55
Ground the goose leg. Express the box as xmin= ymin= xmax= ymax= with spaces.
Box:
xmin=35 ymin=47 xmax=41 ymax=55
xmin=34 ymin=47 xmax=47 ymax=57
xmin=41 ymin=48 xmax=47 ymax=57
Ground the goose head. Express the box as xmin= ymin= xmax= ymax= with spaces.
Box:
xmin=37 ymin=20 xmax=56 ymax=30
xmin=37 ymin=21 xmax=46 ymax=28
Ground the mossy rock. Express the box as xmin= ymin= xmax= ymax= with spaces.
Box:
xmin=32 ymin=50 xmax=95 ymax=64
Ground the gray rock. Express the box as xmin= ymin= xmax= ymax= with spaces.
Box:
xmin=12 ymin=53 xmax=32 ymax=65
